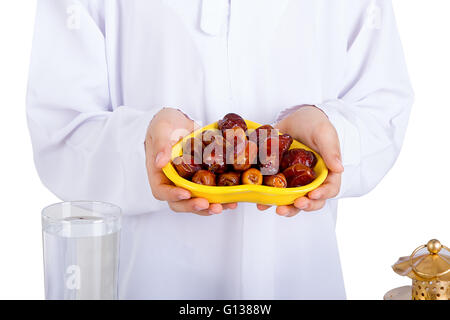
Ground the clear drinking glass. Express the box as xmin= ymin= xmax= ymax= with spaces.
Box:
xmin=42 ymin=201 xmax=121 ymax=300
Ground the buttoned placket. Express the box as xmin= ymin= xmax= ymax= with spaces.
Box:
xmin=200 ymin=0 xmax=275 ymax=299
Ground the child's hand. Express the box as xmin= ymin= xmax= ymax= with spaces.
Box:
xmin=257 ymin=105 xmax=344 ymax=217
xmin=145 ymin=108 xmax=237 ymax=215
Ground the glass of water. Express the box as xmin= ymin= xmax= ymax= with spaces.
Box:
xmin=42 ymin=201 xmax=121 ymax=300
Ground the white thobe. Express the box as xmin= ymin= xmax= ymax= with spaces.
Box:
xmin=27 ymin=0 xmax=413 ymax=299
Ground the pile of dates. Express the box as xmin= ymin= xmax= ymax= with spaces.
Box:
xmin=172 ymin=113 xmax=317 ymax=188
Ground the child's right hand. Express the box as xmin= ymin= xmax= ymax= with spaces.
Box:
xmin=145 ymin=108 xmax=237 ymax=215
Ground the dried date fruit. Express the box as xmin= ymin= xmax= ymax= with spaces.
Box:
xmin=183 ymin=137 xmax=204 ymax=161
xmin=173 ymin=156 xmax=202 ymax=179
xmin=280 ymin=148 xmax=317 ymax=171
xmin=249 ymin=125 xmax=278 ymax=145
xmin=202 ymin=129 xmax=222 ymax=147
xmin=203 ymin=136 xmax=228 ymax=174
xmin=258 ymin=134 xmax=292 ymax=175
xmin=218 ymin=113 xmax=248 ymax=137
xmin=192 ymin=170 xmax=217 ymax=186
xmin=217 ymin=172 xmax=241 ymax=186
xmin=260 ymin=134 xmax=293 ymax=160
xmin=263 ymin=173 xmax=287 ymax=188
xmin=232 ymin=140 xmax=258 ymax=171
xmin=259 ymin=155 xmax=279 ymax=176
xmin=242 ymin=168 xmax=263 ymax=185
xmin=224 ymin=127 xmax=248 ymax=157
xmin=258 ymin=136 xmax=280 ymax=175
xmin=283 ymin=163 xmax=316 ymax=188
xmin=278 ymin=134 xmax=293 ymax=157
xmin=206 ymin=163 xmax=227 ymax=174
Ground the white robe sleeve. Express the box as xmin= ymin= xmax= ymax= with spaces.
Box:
xmin=318 ymin=0 xmax=414 ymax=198
xmin=27 ymin=0 xmax=166 ymax=215
xmin=282 ymin=0 xmax=413 ymax=199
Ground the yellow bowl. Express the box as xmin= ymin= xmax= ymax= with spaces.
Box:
xmin=162 ymin=120 xmax=328 ymax=206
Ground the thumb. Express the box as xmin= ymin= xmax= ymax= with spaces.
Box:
xmin=149 ymin=109 xmax=198 ymax=169
xmin=155 ymin=144 xmax=173 ymax=169
xmin=151 ymin=121 xmax=176 ymax=169
xmin=314 ymin=127 xmax=344 ymax=174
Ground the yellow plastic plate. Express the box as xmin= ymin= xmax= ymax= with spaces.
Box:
xmin=162 ymin=120 xmax=328 ymax=206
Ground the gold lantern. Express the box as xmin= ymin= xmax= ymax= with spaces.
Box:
xmin=391 ymin=239 xmax=450 ymax=300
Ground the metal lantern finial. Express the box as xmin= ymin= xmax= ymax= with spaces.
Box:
xmin=427 ymin=239 xmax=442 ymax=254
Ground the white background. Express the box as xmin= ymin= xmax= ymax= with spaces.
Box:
xmin=0 ymin=1 xmax=448 ymax=300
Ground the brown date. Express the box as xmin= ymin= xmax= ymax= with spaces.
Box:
xmin=192 ymin=170 xmax=217 ymax=186
xmin=217 ymin=172 xmax=241 ymax=186
xmin=283 ymin=163 xmax=316 ymax=188
xmin=218 ymin=113 xmax=248 ymax=137
xmin=202 ymin=129 xmax=222 ymax=147
xmin=249 ymin=124 xmax=278 ymax=145
xmin=278 ymin=134 xmax=293 ymax=157
xmin=232 ymin=140 xmax=258 ymax=171
xmin=241 ymin=168 xmax=263 ymax=185
xmin=205 ymin=162 xmax=227 ymax=174
xmin=263 ymin=173 xmax=287 ymax=188
xmin=260 ymin=134 xmax=293 ymax=159
xmin=259 ymin=134 xmax=293 ymax=175
xmin=183 ymin=137 xmax=204 ymax=160
xmin=203 ymin=136 xmax=228 ymax=174
xmin=173 ymin=156 xmax=202 ymax=179
xmin=224 ymin=127 xmax=248 ymax=157
xmin=280 ymin=148 xmax=317 ymax=171
xmin=259 ymin=154 xmax=279 ymax=176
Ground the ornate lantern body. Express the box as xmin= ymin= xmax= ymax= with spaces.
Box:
xmin=392 ymin=239 xmax=450 ymax=300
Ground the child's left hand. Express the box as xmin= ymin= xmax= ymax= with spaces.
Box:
xmin=256 ymin=105 xmax=344 ymax=217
